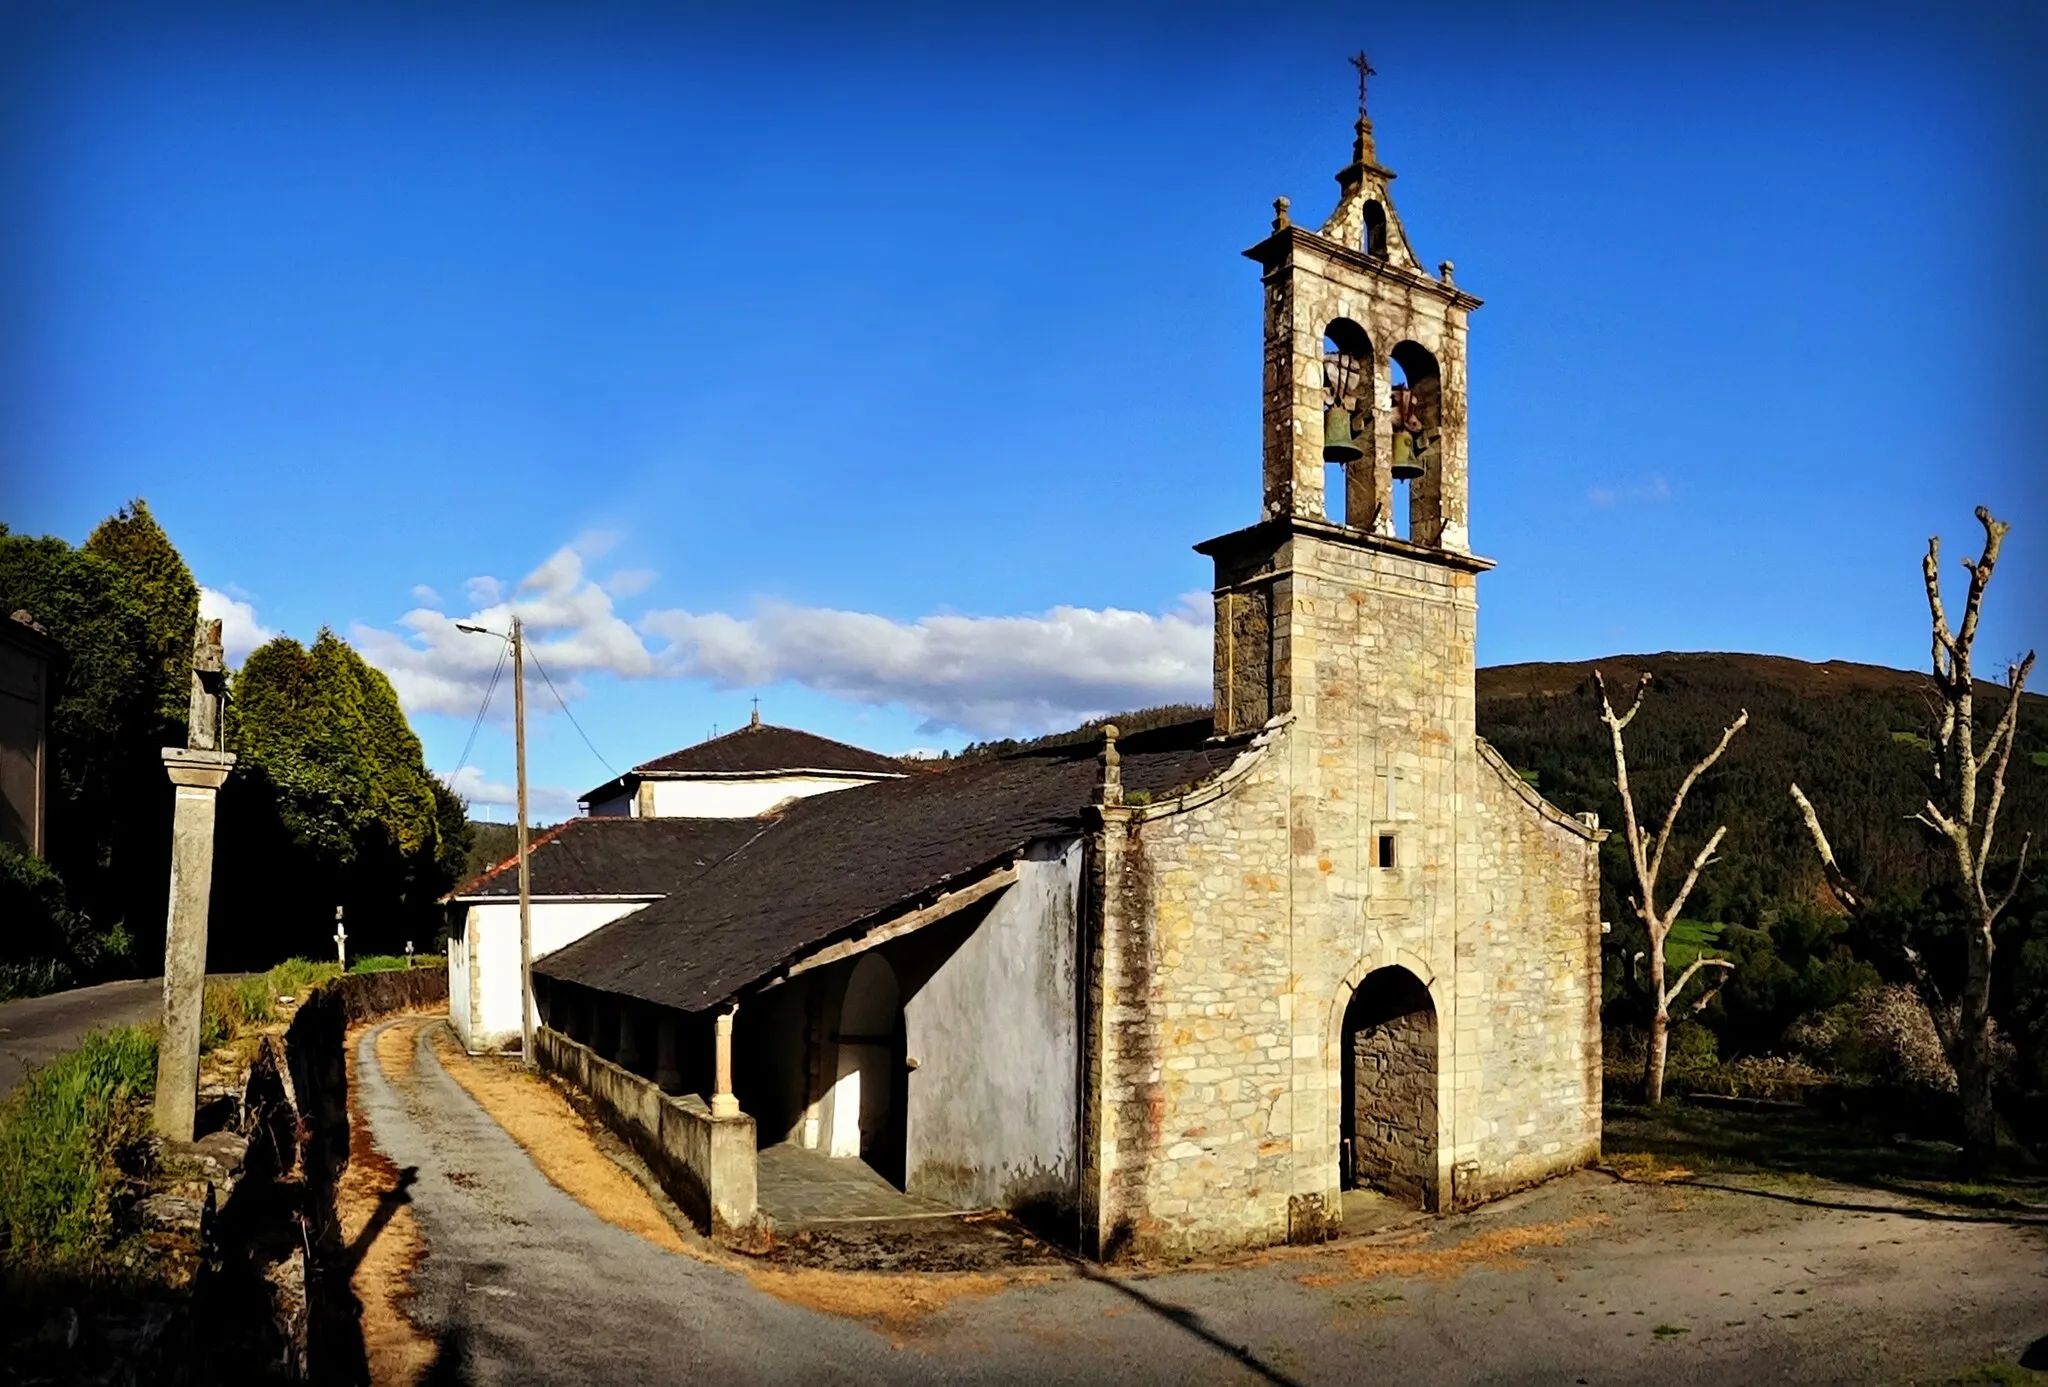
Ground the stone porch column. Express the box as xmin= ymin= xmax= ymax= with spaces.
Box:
xmin=711 ymin=1004 xmax=740 ymax=1118
xmin=153 ymin=748 xmax=235 ymax=1142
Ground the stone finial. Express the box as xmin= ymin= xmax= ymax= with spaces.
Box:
xmin=188 ymin=617 xmax=226 ymax=752
xmin=1097 ymin=724 xmax=1123 ymax=808
xmin=10 ymin=608 xmax=46 ymax=634
xmin=1272 ymin=197 xmax=1291 ymax=232
xmin=1437 ymin=259 xmax=1456 ymax=286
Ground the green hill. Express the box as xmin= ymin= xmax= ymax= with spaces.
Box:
xmin=1476 ymin=652 xmax=2048 ymax=918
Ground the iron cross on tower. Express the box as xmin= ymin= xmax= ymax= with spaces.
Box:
xmin=1349 ymin=50 xmax=1375 ymax=116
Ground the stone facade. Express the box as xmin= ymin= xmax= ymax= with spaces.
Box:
xmin=1077 ymin=104 xmax=1604 ymax=1262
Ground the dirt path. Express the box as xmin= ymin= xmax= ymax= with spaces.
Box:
xmin=353 ymin=1016 xmax=2048 ymax=1385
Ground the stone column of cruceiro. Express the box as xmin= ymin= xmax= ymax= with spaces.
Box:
xmin=153 ymin=618 xmax=235 ymax=1143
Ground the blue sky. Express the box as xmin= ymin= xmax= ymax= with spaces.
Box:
xmin=3 ymin=2 xmax=2043 ymax=821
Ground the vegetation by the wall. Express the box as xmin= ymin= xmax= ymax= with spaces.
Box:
xmin=0 ymin=1024 xmax=158 ymax=1275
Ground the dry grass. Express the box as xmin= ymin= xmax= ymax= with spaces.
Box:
xmin=1295 ymin=1215 xmax=1609 ymax=1289
xmin=417 ymin=1023 xmax=1055 ymax=1331
xmin=339 ymin=1020 xmax=434 ymax=1387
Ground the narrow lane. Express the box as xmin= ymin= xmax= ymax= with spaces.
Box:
xmin=356 ymin=1016 xmax=2048 ymax=1386
xmin=0 ymin=977 xmax=164 ymax=1095
xmin=353 ymin=1018 xmax=943 ymax=1385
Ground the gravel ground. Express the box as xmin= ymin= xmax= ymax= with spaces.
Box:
xmin=357 ymin=1017 xmax=2048 ymax=1386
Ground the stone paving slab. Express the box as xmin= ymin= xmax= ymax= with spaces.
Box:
xmin=757 ymin=1142 xmax=960 ymax=1226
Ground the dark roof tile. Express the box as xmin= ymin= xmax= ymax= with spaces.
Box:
xmin=537 ymin=719 xmax=1243 ymax=1013
xmin=633 ymin=722 xmax=904 ymax=777
xmin=452 ymin=817 xmax=765 ymax=900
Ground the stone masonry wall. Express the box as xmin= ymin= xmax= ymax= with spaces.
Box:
xmin=1087 ymin=529 xmax=1605 ymax=1261
xmin=1348 ymin=992 xmax=1436 ymax=1207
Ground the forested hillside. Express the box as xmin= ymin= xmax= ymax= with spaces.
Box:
xmin=1476 ymin=652 xmax=2048 ymax=919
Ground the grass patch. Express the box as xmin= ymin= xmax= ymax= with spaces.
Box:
xmin=1605 ymin=1099 xmax=2048 ymax=1215
xmin=0 ymin=1026 xmax=157 ymax=1274
xmin=1652 ymin=1324 xmax=1689 ymax=1339
xmin=199 ymin=957 xmax=341 ymax=1051
xmin=347 ymin=954 xmax=416 ymax=974
xmin=1941 ymin=1365 xmax=2047 ymax=1385
xmin=1665 ymin=918 xmax=1726 ymax=972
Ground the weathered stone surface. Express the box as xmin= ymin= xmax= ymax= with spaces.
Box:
xmin=1079 ymin=109 xmax=1604 ymax=1262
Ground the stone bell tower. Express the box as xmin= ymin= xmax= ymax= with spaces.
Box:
xmin=1201 ymin=66 xmax=1487 ymax=743
xmin=1195 ymin=65 xmax=1495 ymax=1023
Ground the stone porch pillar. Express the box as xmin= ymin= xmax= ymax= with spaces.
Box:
xmin=153 ymin=748 xmax=236 ymax=1142
xmin=711 ymin=1004 xmax=739 ymax=1118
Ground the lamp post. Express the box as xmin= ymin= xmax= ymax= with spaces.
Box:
xmin=457 ymin=617 xmax=534 ymax=1068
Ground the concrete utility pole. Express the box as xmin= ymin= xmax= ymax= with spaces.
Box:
xmin=457 ymin=614 xmax=535 ymax=1068
xmin=513 ymin=614 xmax=534 ymax=1068
xmin=154 ymin=618 xmax=235 ymax=1143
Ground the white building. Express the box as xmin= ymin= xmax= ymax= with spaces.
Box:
xmin=580 ymin=710 xmax=905 ymax=819
xmin=447 ymin=717 xmax=905 ymax=1052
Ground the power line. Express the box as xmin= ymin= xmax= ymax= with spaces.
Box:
xmin=527 ymin=647 xmax=617 ymax=777
xmin=454 ymin=639 xmax=510 ymax=779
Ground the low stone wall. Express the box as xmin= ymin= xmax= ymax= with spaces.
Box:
xmin=534 ymin=1025 xmax=762 ymax=1246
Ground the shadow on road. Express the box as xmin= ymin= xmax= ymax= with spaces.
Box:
xmin=343 ymin=1165 xmax=419 ymax=1274
xmin=1676 ymin=1177 xmax=2048 ymax=1228
xmin=1074 ymin=1263 xmax=1305 ymax=1387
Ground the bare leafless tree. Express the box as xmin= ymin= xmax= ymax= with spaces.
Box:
xmin=1596 ymin=670 xmax=1749 ymax=1104
xmin=1792 ymin=506 xmax=2035 ymax=1161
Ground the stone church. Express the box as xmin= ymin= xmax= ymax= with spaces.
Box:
xmin=531 ymin=92 xmax=1605 ymax=1261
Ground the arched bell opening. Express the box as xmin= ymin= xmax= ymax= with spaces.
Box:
xmin=1388 ymin=342 xmax=1442 ymax=542
xmin=1362 ymin=200 xmax=1389 ymax=259
xmin=1321 ymin=319 xmax=1375 ymax=528
xmin=834 ymin=953 xmax=909 ymax=1188
xmin=1339 ymin=966 xmax=1438 ymax=1210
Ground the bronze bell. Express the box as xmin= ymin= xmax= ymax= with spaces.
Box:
xmin=1391 ymin=431 xmax=1427 ymax=481
xmin=1323 ymin=410 xmax=1364 ymax=464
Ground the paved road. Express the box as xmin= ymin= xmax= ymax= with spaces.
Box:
xmin=362 ymin=1018 xmax=2048 ymax=1386
xmin=0 ymin=977 xmax=164 ymax=1096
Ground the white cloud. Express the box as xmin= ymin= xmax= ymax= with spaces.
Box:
xmin=641 ymin=595 xmax=1211 ymax=736
xmin=354 ymin=543 xmax=663 ymax=717
xmin=1588 ymin=473 xmax=1672 ymax=508
xmin=410 ymin=584 xmax=442 ymax=606
xmin=604 ymin=568 xmax=657 ymax=597
xmin=441 ymin=766 xmax=580 ymax=821
xmin=463 ymin=575 xmax=503 ymax=607
xmin=198 ymin=586 xmax=275 ymax=665
xmin=362 ymin=538 xmax=1214 ymax=739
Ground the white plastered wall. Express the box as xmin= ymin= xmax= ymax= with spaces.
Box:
xmin=452 ymin=898 xmax=654 ymax=1052
xmin=644 ymin=775 xmax=884 ymax=818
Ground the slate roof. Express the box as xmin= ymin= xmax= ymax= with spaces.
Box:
xmin=633 ymin=722 xmax=905 ymax=777
xmin=451 ymin=817 xmax=765 ymax=900
xmin=537 ymin=718 xmax=1246 ymax=1014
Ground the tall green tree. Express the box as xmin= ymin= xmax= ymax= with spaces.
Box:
xmin=214 ymin=629 xmax=467 ymax=963
xmin=82 ymin=500 xmax=199 ymax=733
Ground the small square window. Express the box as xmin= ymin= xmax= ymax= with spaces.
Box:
xmin=1377 ymin=833 xmax=1397 ymax=869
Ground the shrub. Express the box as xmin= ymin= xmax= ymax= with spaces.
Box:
xmin=348 ymin=954 xmax=414 ymax=974
xmin=199 ymin=957 xmax=342 ymax=1052
xmin=0 ymin=1026 xmax=157 ymax=1273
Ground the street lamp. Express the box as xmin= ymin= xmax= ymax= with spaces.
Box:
xmin=457 ymin=616 xmax=535 ymax=1069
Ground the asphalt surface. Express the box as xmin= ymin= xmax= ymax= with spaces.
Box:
xmin=0 ymin=977 xmax=165 ymax=1096
xmin=363 ymin=1018 xmax=2048 ymax=1386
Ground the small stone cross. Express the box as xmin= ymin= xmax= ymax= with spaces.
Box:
xmin=333 ymin=907 xmax=347 ymax=969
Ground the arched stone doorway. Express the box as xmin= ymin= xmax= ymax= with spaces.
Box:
xmin=836 ymin=953 xmax=908 ymax=1187
xmin=1340 ymin=966 xmax=1438 ymax=1210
